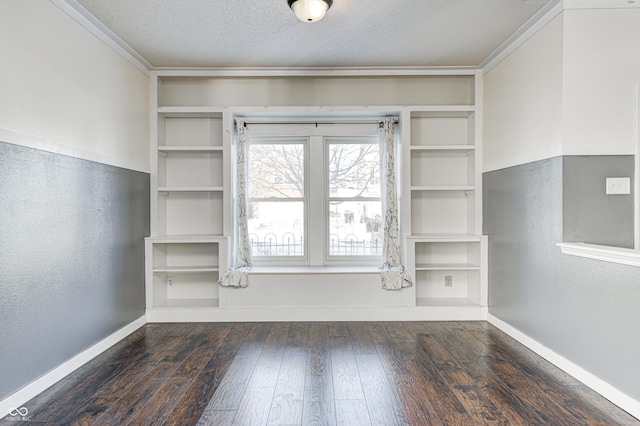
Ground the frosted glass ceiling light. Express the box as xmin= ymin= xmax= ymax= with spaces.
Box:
xmin=288 ymin=0 xmax=333 ymax=22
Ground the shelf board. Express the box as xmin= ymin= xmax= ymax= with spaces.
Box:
xmin=157 ymin=107 xmax=224 ymax=117
xmin=409 ymin=106 xmax=475 ymax=117
xmin=153 ymin=266 xmax=219 ymax=273
xmin=158 ymin=186 xmax=224 ymax=192
xmin=154 ymin=298 xmax=219 ymax=309
xmin=410 ymin=145 xmax=475 ymax=152
xmin=158 ymin=146 xmax=223 ymax=152
xmin=411 ymin=185 xmax=475 ymax=191
xmin=416 ymin=297 xmax=480 ymax=307
xmin=147 ymin=234 xmax=227 ymax=243
xmin=415 ymin=263 xmax=480 ymax=271
xmin=406 ymin=234 xmax=485 ymax=242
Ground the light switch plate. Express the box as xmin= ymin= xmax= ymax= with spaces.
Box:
xmin=606 ymin=177 xmax=631 ymax=195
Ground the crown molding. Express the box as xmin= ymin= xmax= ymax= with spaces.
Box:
xmin=151 ymin=67 xmax=480 ymax=77
xmin=51 ymin=0 xmax=593 ymax=80
xmin=50 ymin=0 xmax=152 ymax=75
xmin=480 ymin=0 xmax=640 ymax=75
xmin=480 ymin=0 xmax=564 ymax=75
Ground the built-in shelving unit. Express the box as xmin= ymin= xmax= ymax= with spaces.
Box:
xmin=145 ymin=70 xmax=487 ymax=321
xmin=152 ymin=110 xmax=231 ymax=239
xmin=405 ymin=108 xmax=478 ymax=236
xmin=146 ymin=98 xmax=232 ymax=314
xmin=145 ymin=236 xmax=228 ymax=309
xmin=405 ymin=235 xmax=487 ymax=308
xmin=400 ymin=98 xmax=486 ymax=313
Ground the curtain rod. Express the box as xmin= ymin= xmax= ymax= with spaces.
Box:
xmin=238 ymin=119 xmax=398 ymax=128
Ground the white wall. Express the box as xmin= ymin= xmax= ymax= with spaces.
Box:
xmin=483 ymin=15 xmax=564 ymax=172
xmin=484 ymin=7 xmax=640 ymax=169
xmin=158 ymin=75 xmax=474 ymax=108
xmin=562 ymin=8 xmax=640 ymax=156
xmin=0 ymin=0 xmax=149 ymax=172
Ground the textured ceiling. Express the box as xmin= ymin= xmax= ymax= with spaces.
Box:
xmin=71 ymin=0 xmax=555 ymax=69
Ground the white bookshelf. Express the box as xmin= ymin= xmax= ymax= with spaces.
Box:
xmin=402 ymin=99 xmax=486 ymax=311
xmin=145 ymin=71 xmax=486 ymax=320
xmin=147 ymin=99 xmax=232 ymax=312
xmin=152 ymin=109 xmax=231 ymax=239
xmin=145 ymin=236 xmax=228 ymax=310
xmin=405 ymin=235 xmax=487 ymax=308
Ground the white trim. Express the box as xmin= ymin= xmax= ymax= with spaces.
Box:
xmin=635 ymin=82 xmax=640 ymax=250
xmin=480 ymin=0 xmax=564 ymax=75
xmin=488 ymin=314 xmax=640 ymax=420
xmin=0 ymin=128 xmax=150 ymax=174
xmin=147 ymin=307 xmax=487 ymax=323
xmin=481 ymin=0 xmax=640 ymax=76
xmin=404 ymin=234 xmax=485 ymax=242
xmin=557 ymin=242 xmax=640 ymax=267
xmin=145 ymin=235 xmax=229 ymax=243
xmin=474 ymin=69 xmax=484 ymax=235
xmin=248 ymin=266 xmax=380 ymax=275
xmin=50 ymin=0 xmax=152 ymax=75
xmin=158 ymin=105 xmax=472 ymax=118
xmin=153 ymin=67 xmax=478 ymax=77
xmin=0 ymin=316 xmax=146 ymax=418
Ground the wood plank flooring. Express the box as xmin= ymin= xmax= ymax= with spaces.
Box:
xmin=2 ymin=321 xmax=638 ymax=425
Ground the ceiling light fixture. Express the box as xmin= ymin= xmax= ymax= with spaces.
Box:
xmin=288 ymin=0 xmax=333 ymax=23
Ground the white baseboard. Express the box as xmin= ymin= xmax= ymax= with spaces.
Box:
xmin=146 ymin=306 xmax=488 ymax=323
xmin=0 ymin=315 xmax=147 ymax=418
xmin=487 ymin=314 xmax=640 ymax=420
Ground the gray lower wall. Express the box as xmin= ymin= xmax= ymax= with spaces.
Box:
xmin=0 ymin=142 xmax=149 ymax=401
xmin=563 ymin=155 xmax=634 ymax=248
xmin=484 ymin=156 xmax=640 ymax=402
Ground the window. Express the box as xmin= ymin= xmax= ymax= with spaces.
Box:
xmin=327 ymin=139 xmax=381 ymax=258
xmin=246 ymin=123 xmax=382 ymax=265
xmin=248 ymin=139 xmax=306 ymax=260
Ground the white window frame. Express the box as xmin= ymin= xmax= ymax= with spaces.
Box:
xmin=324 ymin=136 xmax=382 ymax=265
xmin=247 ymin=137 xmax=309 ymax=266
xmin=246 ymin=120 xmax=383 ymax=267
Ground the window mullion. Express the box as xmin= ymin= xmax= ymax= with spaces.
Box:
xmin=308 ymin=135 xmax=325 ymax=266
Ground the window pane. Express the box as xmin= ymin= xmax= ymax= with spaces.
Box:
xmin=329 ymin=201 xmax=382 ymax=256
xmin=249 ymin=143 xmax=304 ymax=198
xmin=329 ymin=143 xmax=380 ymax=198
xmin=248 ymin=201 xmax=304 ymax=257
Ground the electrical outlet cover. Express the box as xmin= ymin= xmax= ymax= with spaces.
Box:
xmin=606 ymin=177 xmax=631 ymax=195
xmin=444 ymin=275 xmax=453 ymax=287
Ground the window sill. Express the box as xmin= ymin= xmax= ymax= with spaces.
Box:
xmin=248 ymin=266 xmax=381 ymax=275
xmin=557 ymin=242 xmax=640 ymax=268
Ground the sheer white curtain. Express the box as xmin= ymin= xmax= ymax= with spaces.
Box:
xmin=380 ymin=118 xmax=412 ymax=290
xmin=219 ymin=119 xmax=252 ymax=288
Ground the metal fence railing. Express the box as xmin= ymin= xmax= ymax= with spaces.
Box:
xmin=249 ymin=233 xmax=303 ymax=257
xmin=249 ymin=233 xmax=381 ymax=257
xmin=329 ymin=234 xmax=381 ymax=256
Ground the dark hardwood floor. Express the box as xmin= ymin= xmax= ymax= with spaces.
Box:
xmin=3 ymin=321 xmax=638 ymax=425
